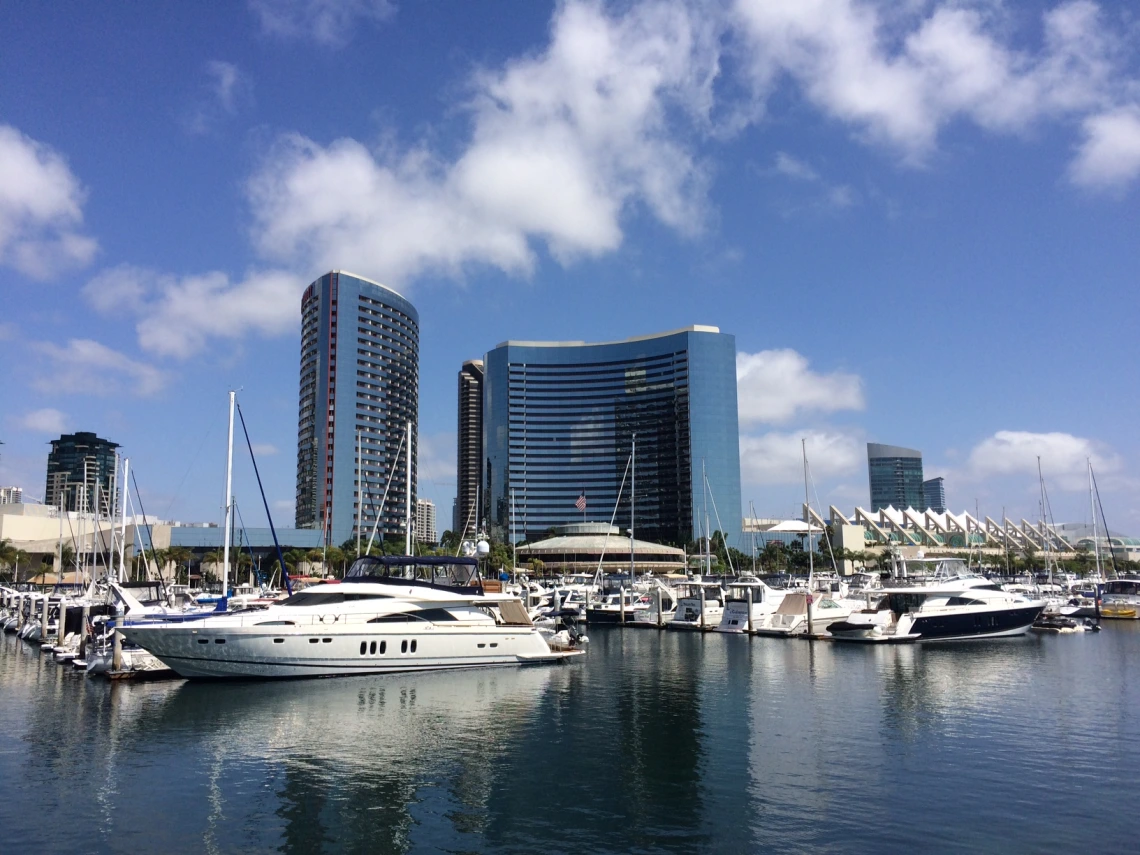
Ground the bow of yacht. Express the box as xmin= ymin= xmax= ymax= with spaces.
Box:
xmin=118 ymin=555 xmax=585 ymax=679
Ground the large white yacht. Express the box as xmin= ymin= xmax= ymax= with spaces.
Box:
xmin=827 ymin=560 xmax=1045 ymax=643
xmin=666 ymin=582 xmax=725 ymax=630
xmin=117 ymin=555 xmax=584 ymax=679
xmin=714 ymin=579 xmax=787 ymax=633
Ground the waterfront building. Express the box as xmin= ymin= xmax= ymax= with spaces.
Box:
xmin=45 ymin=432 xmax=119 ymax=514
xmin=294 ymin=270 xmax=419 ymax=547
xmin=0 ymin=486 xmax=22 ymax=505
xmin=415 ymin=498 xmax=437 ymax=545
xmin=516 ymin=523 xmax=686 ymax=574
xmin=923 ymin=476 xmax=946 ymax=513
xmin=456 ymin=359 xmax=484 ymax=538
xmin=867 ymin=442 xmax=924 ymax=511
xmin=483 ymin=326 xmax=741 ymax=546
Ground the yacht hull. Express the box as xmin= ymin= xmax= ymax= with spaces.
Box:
xmin=909 ymin=604 xmax=1043 ymax=641
xmin=119 ymin=623 xmax=566 ymax=680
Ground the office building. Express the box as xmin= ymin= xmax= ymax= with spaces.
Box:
xmin=0 ymin=486 xmax=22 ymax=505
xmin=923 ymin=476 xmax=946 ymax=513
xmin=483 ymin=326 xmax=741 ymax=546
xmin=415 ymin=498 xmax=437 ymax=545
xmin=456 ymin=359 xmax=484 ymax=538
xmin=295 ymin=270 xmax=419 ymax=547
xmin=867 ymin=443 xmax=924 ymax=511
xmin=45 ymin=432 xmax=119 ymax=514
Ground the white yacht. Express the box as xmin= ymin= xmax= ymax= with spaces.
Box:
xmin=666 ymin=582 xmax=725 ymax=630
xmin=715 ymin=580 xmax=787 ymax=633
xmin=117 ymin=555 xmax=585 ymax=679
xmin=751 ymin=590 xmax=852 ymax=637
xmin=1099 ymin=577 xmax=1140 ymax=619
xmin=827 ymin=561 xmax=1045 ymax=643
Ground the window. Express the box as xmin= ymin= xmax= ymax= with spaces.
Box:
xmin=400 ymin=640 xmax=408 ymax=653
xmin=214 ymin=639 xmax=226 ymax=644
xmin=380 ymin=641 xmax=386 ymax=654
xmin=410 ymin=640 xmax=417 ymax=653
xmin=360 ymin=641 xmax=367 ymax=655
xmin=273 ymin=638 xmax=284 ymax=644
xmin=280 ymin=591 xmax=345 ymax=607
xmin=369 ymin=641 xmax=377 ymax=654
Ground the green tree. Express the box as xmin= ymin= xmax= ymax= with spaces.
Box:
xmin=166 ymin=546 xmax=193 ymax=584
xmin=306 ymin=548 xmax=326 ymax=575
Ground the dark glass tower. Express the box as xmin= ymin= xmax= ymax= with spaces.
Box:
xmin=922 ymin=476 xmax=946 ymax=513
xmin=867 ymin=443 xmax=925 ymax=511
xmin=483 ymin=327 xmax=741 ymax=546
xmin=295 ymin=271 xmax=419 ymax=546
xmin=45 ymin=432 xmax=119 ymax=514
xmin=456 ymin=359 xmax=484 ymax=539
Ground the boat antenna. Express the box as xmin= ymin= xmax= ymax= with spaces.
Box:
xmin=1090 ymin=461 xmax=1117 ymax=580
xmin=235 ymin=402 xmax=292 ymax=596
xmin=129 ymin=467 xmax=169 ymax=603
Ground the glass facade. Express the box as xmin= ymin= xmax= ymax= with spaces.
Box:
xmin=295 ymin=271 xmax=419 ymax=546
xmin=45 ymin=432 xmax=120 ymax=514
xmin=483 ymin=327 xmax=741 ymax=546
xmin=867 ymin=443 xmax=925 ymax=511
xmin=922 ymin=477 xmax=946 ymax=513
xmin=455 ymin=360 xmax=484 ymax=539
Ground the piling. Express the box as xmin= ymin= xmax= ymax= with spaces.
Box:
xmin=656 ymin=588 xmax=664 ymax=628
xmin=619 ymin=586 xmax=626 ymax=624
xmin=80 ymin=604 xmax=90 ymax=660
xmin=700 ymin=588 xmax=706 ymax=630
xmin=57 ymin=602 xmax=68 ymax=646
xmin=41 ymin=597 xmax=50 ymax=641
xmin=746 ymin=588 xmax=754 ymax=633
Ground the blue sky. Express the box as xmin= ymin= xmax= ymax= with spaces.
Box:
xmin=2 ymin=0 xmax=1139 ymax=539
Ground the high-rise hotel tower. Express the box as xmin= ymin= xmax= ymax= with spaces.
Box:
xmin=455 ymin=359 xmax=484 ymax=539
xmin=483 ymin=326 xmax=741 ymax=546
xmin=295 ymin=271 xmax=419 ymax=546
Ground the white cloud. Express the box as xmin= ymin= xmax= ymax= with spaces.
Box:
xmin=15 ymin=408 xmax=68 ymax=434
xmin=965 ymin=430 xmax=1123 ymax=491
xmin=251 ymin=443 xmax=279 ymax=457
xmin=83 ymin=265 xmax=304 ymax=359
xmin=249 ymin=0 xmax=395 ymax=47
xmin=1070 ymin=106 xmax=1140 ymax=189
xmin=417 ymin=431 xmax=456 ymax=485
xmin=33 ymin=339 xmax=167 ymax=397
xmin=731 ymin=0 xmax=1132 ymax=171
xmin=740 ymin=429 xmax=862 ymax=484
xmin=0 ymin=125 xmax=97 ymax=279
xmin=248 ymin=0 xmax=716 ymax=283
xmin=737 ymin=349 xmax=864 ymax=426
xmin=208 ymin=61 xmax=245 ymax=114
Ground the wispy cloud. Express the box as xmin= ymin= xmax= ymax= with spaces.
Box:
xmin=1070 ymin=106 xmax=1140 ymax=190
xmin=0 ymin=124 xmax=97 ymax=279
xmin=251 ymin=443 xmax=278 ymax=457
xmin=14 ymin=408 xmax=68 ymax=434
xmin=83 ymin=265 xmax=304 ymax=359
xmin=33 ymin=339 xmax=167 ymax=397
xmin=737 ymin=349 xmax=864 ymax=426
xmin=774 ymin=151 xmax=819 ymax=182
xmin=964 ymin=429 xmax=1127 ymax=492
xmin=249 ymin=0 xmax=395 ymax=47
xmin=182 ymin=61 xmax=252 ymax=135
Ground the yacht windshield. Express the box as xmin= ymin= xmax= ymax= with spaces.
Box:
xmin=344 ymin=555 xmax=481 ymax=588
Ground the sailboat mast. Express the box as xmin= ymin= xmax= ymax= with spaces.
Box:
xmin=405 ymin=419 xmax=413 ymax=557
xmin=1089 ymin=458 xmax=1102 ymax=579
xmin=511 ymin=488 xmax=517 ymax=572
xmin=1037 ymin=456 xmax=1050 ymax=585
xmin=803 ymin=438 xmax=814 ymax=637
xmin=702 ymin=459 xmax=709 ymax=575
xmin=356 ymin=429 xmax=362 ymax=556
xmin=630 ymin=434 xmax=636 ymax=579
xmin=222 ymin=390 xmax=236 ymax=599
xmin=117 ymin=457 xmax=129 ymax=585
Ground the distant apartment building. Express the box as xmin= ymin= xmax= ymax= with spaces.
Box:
xmin=45 ymin=432 xmax=119 ymax=514
xmin=483 ymin=326 xmax=742 ymax=545
xmin=294 ymin=271 xmax=419 ymax=546
xmin=867 ymin=443 xmax=925 ymax=511
xmin=923 ymin=476 xmax=946 ymax=513
xmin=415 ymin=498 xmax=437 ymax=545
xmin=456 ymin=359 xmax=484 ymax=538
xmin=0 ymin=486 xmax=23 ymax=505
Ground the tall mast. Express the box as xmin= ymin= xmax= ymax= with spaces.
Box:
xmin=803 ymin=438 xmax=814 ymax=637
xmin=702 ymin=459 xmax=709 ymax=575
xmin=405 ymin=420 xmax=413 ymax=556
xmin=750 ymin=500 xmax=757 ymax=574
xmin=1037 ymin=456 xmax=1050 ymax=585
xmin=222 ymin=390 xmax=236 ymax=599
xmin=1089 ymin=458 xmax=1102 ymax=579
xmin=511 ymin=487 xmax=517 ymax=571
xmin=117 ymin=457 xmax=129 ymax=584
xmin=356 ymin=429 xmax=363 ymax=556
xmin=630 ymin=434 xmax=636 ymax=579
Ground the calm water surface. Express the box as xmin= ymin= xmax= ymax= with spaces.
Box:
xmin=1 ymin=625 xmax=1137 ymax=854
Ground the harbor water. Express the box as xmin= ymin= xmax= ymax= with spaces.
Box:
xmin=2 ymin=625 xmax=1138 ymax=854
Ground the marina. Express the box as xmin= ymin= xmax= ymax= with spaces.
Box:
xmin=2 ymin=612 xmax=1138 ymax=853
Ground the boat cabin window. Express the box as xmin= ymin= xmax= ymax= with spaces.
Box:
xmin=1106 ymin=581 xmax=1140 ymax=596
xmin=887 ymin=593 xmax=928 ymax=613
xmin=946 ymin=596 xmax=985 ymax=606
xmin=344 ymin=555 xmax=481 ymax=589
xmin=280 ymin=591 xmax=345 ymax=607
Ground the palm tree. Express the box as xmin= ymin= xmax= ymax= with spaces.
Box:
xmin=13 ymin=549 xmax=29 ymax=585
xmin=306 ymin=548 xmax=326 ymax=575
xmin=325 ymin=546 xmax=346 ymax=577
xmin=199 ymin=550 xmax=223 ymax=585
xmin=166 ymin=546 xmax=193 ymax=585
xmin=0 ymin=538 xmax=16 ymax=582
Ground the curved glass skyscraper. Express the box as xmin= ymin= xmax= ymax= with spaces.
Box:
xmin=295 ymin=271 xmax=419 ymax=546
xmin=483 ymin=327 xmax=740 ymax=546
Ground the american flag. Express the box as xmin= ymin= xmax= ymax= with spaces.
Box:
xmin=575 ymin=492 xmax=587 ymax=511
